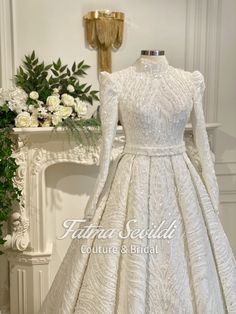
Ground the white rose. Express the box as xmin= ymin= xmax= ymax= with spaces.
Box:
xmin=30 ymin=115 xmax=39 ymax=127
xmin=46 ymin=95 xmax=60 ymax=112
xmin=57 ymin=105 xmax=73 ymax=119
xmin=67 ymin=85 xmax=75 ymax=93
xmin=15 ymin=112 xmax=31 ymax=128
xmin=61 ymin=93 xmax=74 ymax=107
xmin=74 ymin=98 xmax=88 ymax=116
xmin=52 ymin=112 xmax=63 ymax=126
xmin=29 ymin=91 xmax=39 ymax=100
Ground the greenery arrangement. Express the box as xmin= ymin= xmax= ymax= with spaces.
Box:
xmin=0 ymin=51 xmax=101 ymax=253
xmin=0 ymin=110 xmax=22 ymax=254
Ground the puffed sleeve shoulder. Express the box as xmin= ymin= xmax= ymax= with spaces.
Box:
xmin=190 ymin=70 xmax=219 ymax=215
xmin=192 ymin=70 xmax=205 ymax=95
xmin=83 ymin=71 xmax=120 ymax=219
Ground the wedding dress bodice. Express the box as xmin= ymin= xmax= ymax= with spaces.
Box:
xmin=84 ymin=56 xmax=219 ymax=219
xmin=119 ymin=58 xmax=191 ymax=148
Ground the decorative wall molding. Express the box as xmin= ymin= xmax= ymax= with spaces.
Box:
xmin=219 ymin=190 xmax=236 ymax=204
xmin=215 ymin=161 xmax=236 ymax=176
xmin=0 ymin=0 xmax=16 ymax=88
xmin=215 ymin=161 xmax=236 ymax=205
xmin=185 ymin=0 xmax=222 ymax=123
xmin=204 ymin=0 xmax=222 ymax=123
xmin=185 ymin=0 xmax=207 ymax=72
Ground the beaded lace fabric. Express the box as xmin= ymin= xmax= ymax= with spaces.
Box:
xmin=39 ymin=56 xmax=236 ymax=314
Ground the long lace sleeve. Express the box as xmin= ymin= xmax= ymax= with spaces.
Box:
xmin=190 ymin=70 xmax=219 ymax=215
xmin=84 ymin=71 xmax=119 ymax=219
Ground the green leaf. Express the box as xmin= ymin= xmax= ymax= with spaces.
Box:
xmin=78 ymin=60 xmax=84 ymax=68
xmin=60 ymin=65 xmax=67 ymax=73
xmin=32 ymin=58 xmax=39 ymax=66
xmin=25 ymin=55 xmax=31 ymax=64
xmin=82 ymin=64 xmax=90 ymax=70
xmin=77 ymin=69 xmax=87 ymax=76
xmin=57 ymin=58 xmax=62 ymax=69
xmin=72 ymin=62 xmax=76 ymax=72
xmin=51 ymin=69 xmax=59 ymax=76
xmin=44 ymin=64 xmax=52 ymax=71
xmin=19 ymin=66 xmax=24 ymax=76
xmin=31 ymin=50 xmax=35 ymax=60
xmin=0 ymin=238 xmax=6 ymax=245
xmin=79 ymin=83 xmax=86 ymax=90
xmin=23 ymin=60 xmax=32 ymax=69
xmin=84 ymin=85 xmax=91 ymax=93
xmin=59 ymin=73 xmax=67 ymax=79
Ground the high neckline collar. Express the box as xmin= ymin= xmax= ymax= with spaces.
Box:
xmin=132 ymin=55 xmax=170 ymax=78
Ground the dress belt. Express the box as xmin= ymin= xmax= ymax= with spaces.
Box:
xmin=123 ymin=142 xmax=186 ymax=157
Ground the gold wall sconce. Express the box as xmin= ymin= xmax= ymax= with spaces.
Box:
xmin=84 ymin=10 xmax=125 ymax=73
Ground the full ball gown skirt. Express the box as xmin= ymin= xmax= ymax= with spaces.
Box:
xmin=38 ymin=56 xmax=236 ymax=314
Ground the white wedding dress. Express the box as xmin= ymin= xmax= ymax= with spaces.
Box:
xmin=39 ymin=56 xmax=236 ymax=314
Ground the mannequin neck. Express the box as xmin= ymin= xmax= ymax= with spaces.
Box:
xmin=133 ymin=54 xmax=169 ymax=77
xmin=140 ymin=54 xmax=167 ymax=63
xmin=139 ymin=50 xmax=166 ymax=63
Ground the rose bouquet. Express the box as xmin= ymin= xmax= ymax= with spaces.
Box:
xmin=4 ymin=88 xmax=91 ymax=128
xmin=0 ymin=51 xmax=100 ymax=131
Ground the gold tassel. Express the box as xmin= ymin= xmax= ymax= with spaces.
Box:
xmin=84 ymin=10 xmax=124 ymax=73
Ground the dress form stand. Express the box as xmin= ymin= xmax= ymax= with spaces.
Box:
xmin=140 ymin=49 xmax=166 ymax=62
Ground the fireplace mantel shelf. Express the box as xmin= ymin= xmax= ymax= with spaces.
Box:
xmin=12 ymin=122 xmax=221 ymax=134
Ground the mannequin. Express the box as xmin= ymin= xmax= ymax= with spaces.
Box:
xmin=140 ymin=49 xmax=166 ymax=63
xmin=38 ymin=46 xmax=236 ymax=314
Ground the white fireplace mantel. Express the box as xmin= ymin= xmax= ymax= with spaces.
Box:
xmin=3 ymin=123 xmax=220 ymax=314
